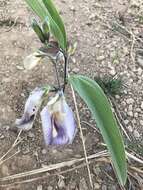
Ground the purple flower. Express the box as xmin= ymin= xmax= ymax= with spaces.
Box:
xmin=40 ymin=92 xmax=77 ymax=145
xmin=15 ymin=87 xmax=45 ymax=130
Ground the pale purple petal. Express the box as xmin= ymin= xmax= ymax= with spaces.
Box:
xmin=40 ymin=106 xmax=52 ymax=145
xmin=40 ymin=92 xmax=77 ymax=146
xmin=51 ymin=116 xmax=69 ymax=145
xmin=15 ymin=87 xmax=45 ymax=130
xmin=53 ymin=95 xmax=76 ymax=144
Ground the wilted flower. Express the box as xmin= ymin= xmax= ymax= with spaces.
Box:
xmin=15 ymin=87 xmax=45 ymax=130
xmin=40 ymin=91 xmax=77 ymax=145
xmin=23 ymin=52 xmax=42 ymax=70
xmin=24 ymin=41 xmax=65 ymax=70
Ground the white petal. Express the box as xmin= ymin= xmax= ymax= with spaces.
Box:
xmin=24 ymin=52 xmax=42 ymax=70
xmin=15 ymin=118 xmax=34 ymax=130
xmin=15 ymin=87 xmax=45 ymax=130
xmin=40 ymin=106 xmax=53 ymax=145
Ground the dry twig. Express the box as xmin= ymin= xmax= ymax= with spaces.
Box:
xmin=0 ymin=129 xmax=22 ymax=165
xmin=70 ymin=84 xmax=93 ymax=189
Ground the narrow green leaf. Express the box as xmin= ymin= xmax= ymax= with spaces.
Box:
xmin=25 ymin=0 xmax=48 ymax=21
xmin=32 ymin=19 xmax=45 ymax=43
xmin=42 ymin=20 xmax=50 ymax=42
xmin=25 ymin=0 xmax=66 ymax=50
xmin=69 ymin=75 xmax=127 ymax=186
xmin=42 ymin=0 xmax=67 ymax=49
xmin=45 ymin=17 xmax=65 ymax=50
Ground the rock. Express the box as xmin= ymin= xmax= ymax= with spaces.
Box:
xmin=0 ymin=134 xmax=5 ymax=139
xmin=110 ymin=185 xmax=116 ymax=190
xmin=28 ymin=131 xmax=35 ymax=138
xmin=137 ymin=68 xmax=142 ymax=76
xmin=109 ymin=68 xmax=116 ymax=76
xmin=37 ymin=185 xmax=42 ymax=190
xmin=1 ymin=164 xmax=9 ymax=176
xmin=89 ymin=13 xmax=96 ymax=20
xmin=127 ymin=111 xmax=133 ymax=117
xmin=42 ymin=149 xmax=47 ymax=155
xmin=115 ymin=95 xmax=120 ymax=99
xmin=128 ymin=125 xmax=133 ymax=132
xmin=141 ymin=102 xmax=143 ymax=110
xmin=79 ymin=178 xmax=88 ymax=190
xmin=137 ymin=55 xmax=143 ymax=68
xmin=96 ymin=55 xmax=105 ymax=61
xmin=128 ymin=105 xmax=133 ymax=111
xmin=124 ymin=120 xmax=129 ymax=125
xmin=134 ymin=112 xmax=138 ymax=118
xmin=136 ymin=108 xmax=141 ymax=113
xmin=94 ymin=183 xmax=100 ymax=189
xmin=140 ymin=120 xmax=143 ymax=126
xmin=72 ymin=68 xmax=79 ymax=73
xmin=70 ymin=6 xmax=76 ymax=12
xmin=58 ymin=179 xmax=65 ymax=189
xmin=126 ymin=98 xmax=134 ymax=105
xmin=133 ymin=130 xmax=140 ymax=138
xmin=47 ymin=186 xmax=53 ymax=190
xmin=102 ymin=185 xmax=107 ymax=190
xmin=69 ymin=181 xmax=76 ymax=189
xmin=93 ymin=166 xmax=101 ymax=175
xmin=4 ymin=125 xmax=10 ymax=130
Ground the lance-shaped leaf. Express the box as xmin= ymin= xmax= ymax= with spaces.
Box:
xmin=32 ymin=19 xmax=46 ymax=43
xmin=42 ymin=0 xmax=67 ymax=49
xmin=25 ymin=0 xmax=67 ymax=50
xmin=25 ymin=0 xmax=48 ymax=21
xmin=45 ymin=17 xmax=66 ymax=50
xmin=69 ymin=75 xmax=127 ymax=186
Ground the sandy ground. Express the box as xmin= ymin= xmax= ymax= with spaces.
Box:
xmin=0 ymin=0 xmax=143 ymax=189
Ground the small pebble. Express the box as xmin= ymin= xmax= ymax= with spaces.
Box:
xmin=124 ymin=120 xmax=129 ymax=125
xmin=37 ymin=185 xmax=42 ymax=190
xmin=128 ymin=125 xmax=133 ymax=132
xmin=79 ymin=178 xmax=88 ymax=190
xmin=4 ymin=125 xmax=10 ymax=130
xmin=94 ymin=183 xmax=100 ymax=189
xmin=127 ymin=111 xmax=133 ymax=117
xmin=136 ymin=108 xmax=141 ymax=113
xmin=140 ymin=120 xmax=143 ymax=126
xmin=72 ymin=68 xmax=79 ymax=73
xmin=58 ymin=179 xmax=65 ymax=189
xmin=133 ymin=130 xmax=140 ymax=138
xmin=128 ymin=105 xmax=133 ymax=111
xmin=42 ymin=149 xmax=47 ymax=155
xmin=134 ymin=112 xmax=138 ymax=118
xmin=126 ymin=98 xmax=134 ymax=104
xmin=141 ymin=102 xmax=143 ymax=110
xmin=70 ymin=6 xmax=76 ymax=11
xmin=0 ymin=134 xmax=5 ymax=139
xmin=28 ymin=131 xmax=35 ymax=138
xmin=102 ymin=185 xmax=107 ymax=190
xmin=47 ymin=186 xmax=53 ymax=190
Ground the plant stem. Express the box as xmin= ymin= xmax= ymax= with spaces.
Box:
xmin=53 ymin=60 xmax=61 ymax=89
xmin=63 ymin=54 xmax=68 ymax=92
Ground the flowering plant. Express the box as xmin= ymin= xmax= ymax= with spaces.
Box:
xmin=16 ymin=0 xmax=127 ymax=186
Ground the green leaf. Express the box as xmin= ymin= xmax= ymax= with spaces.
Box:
xmin=42 ymin=0 xmax=67 ymax=49
xmin=45 ymin=17 xmax=65 ymax=50
xmin=25 ymin=0 xmax=48 ymax=21
xmin=69 ymin=75 xmax=127 ymax=186
xmin=25 ymin=0 xmax=67 ymax=50
xmin=32 ymin=19 xmax=45 ymax=43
